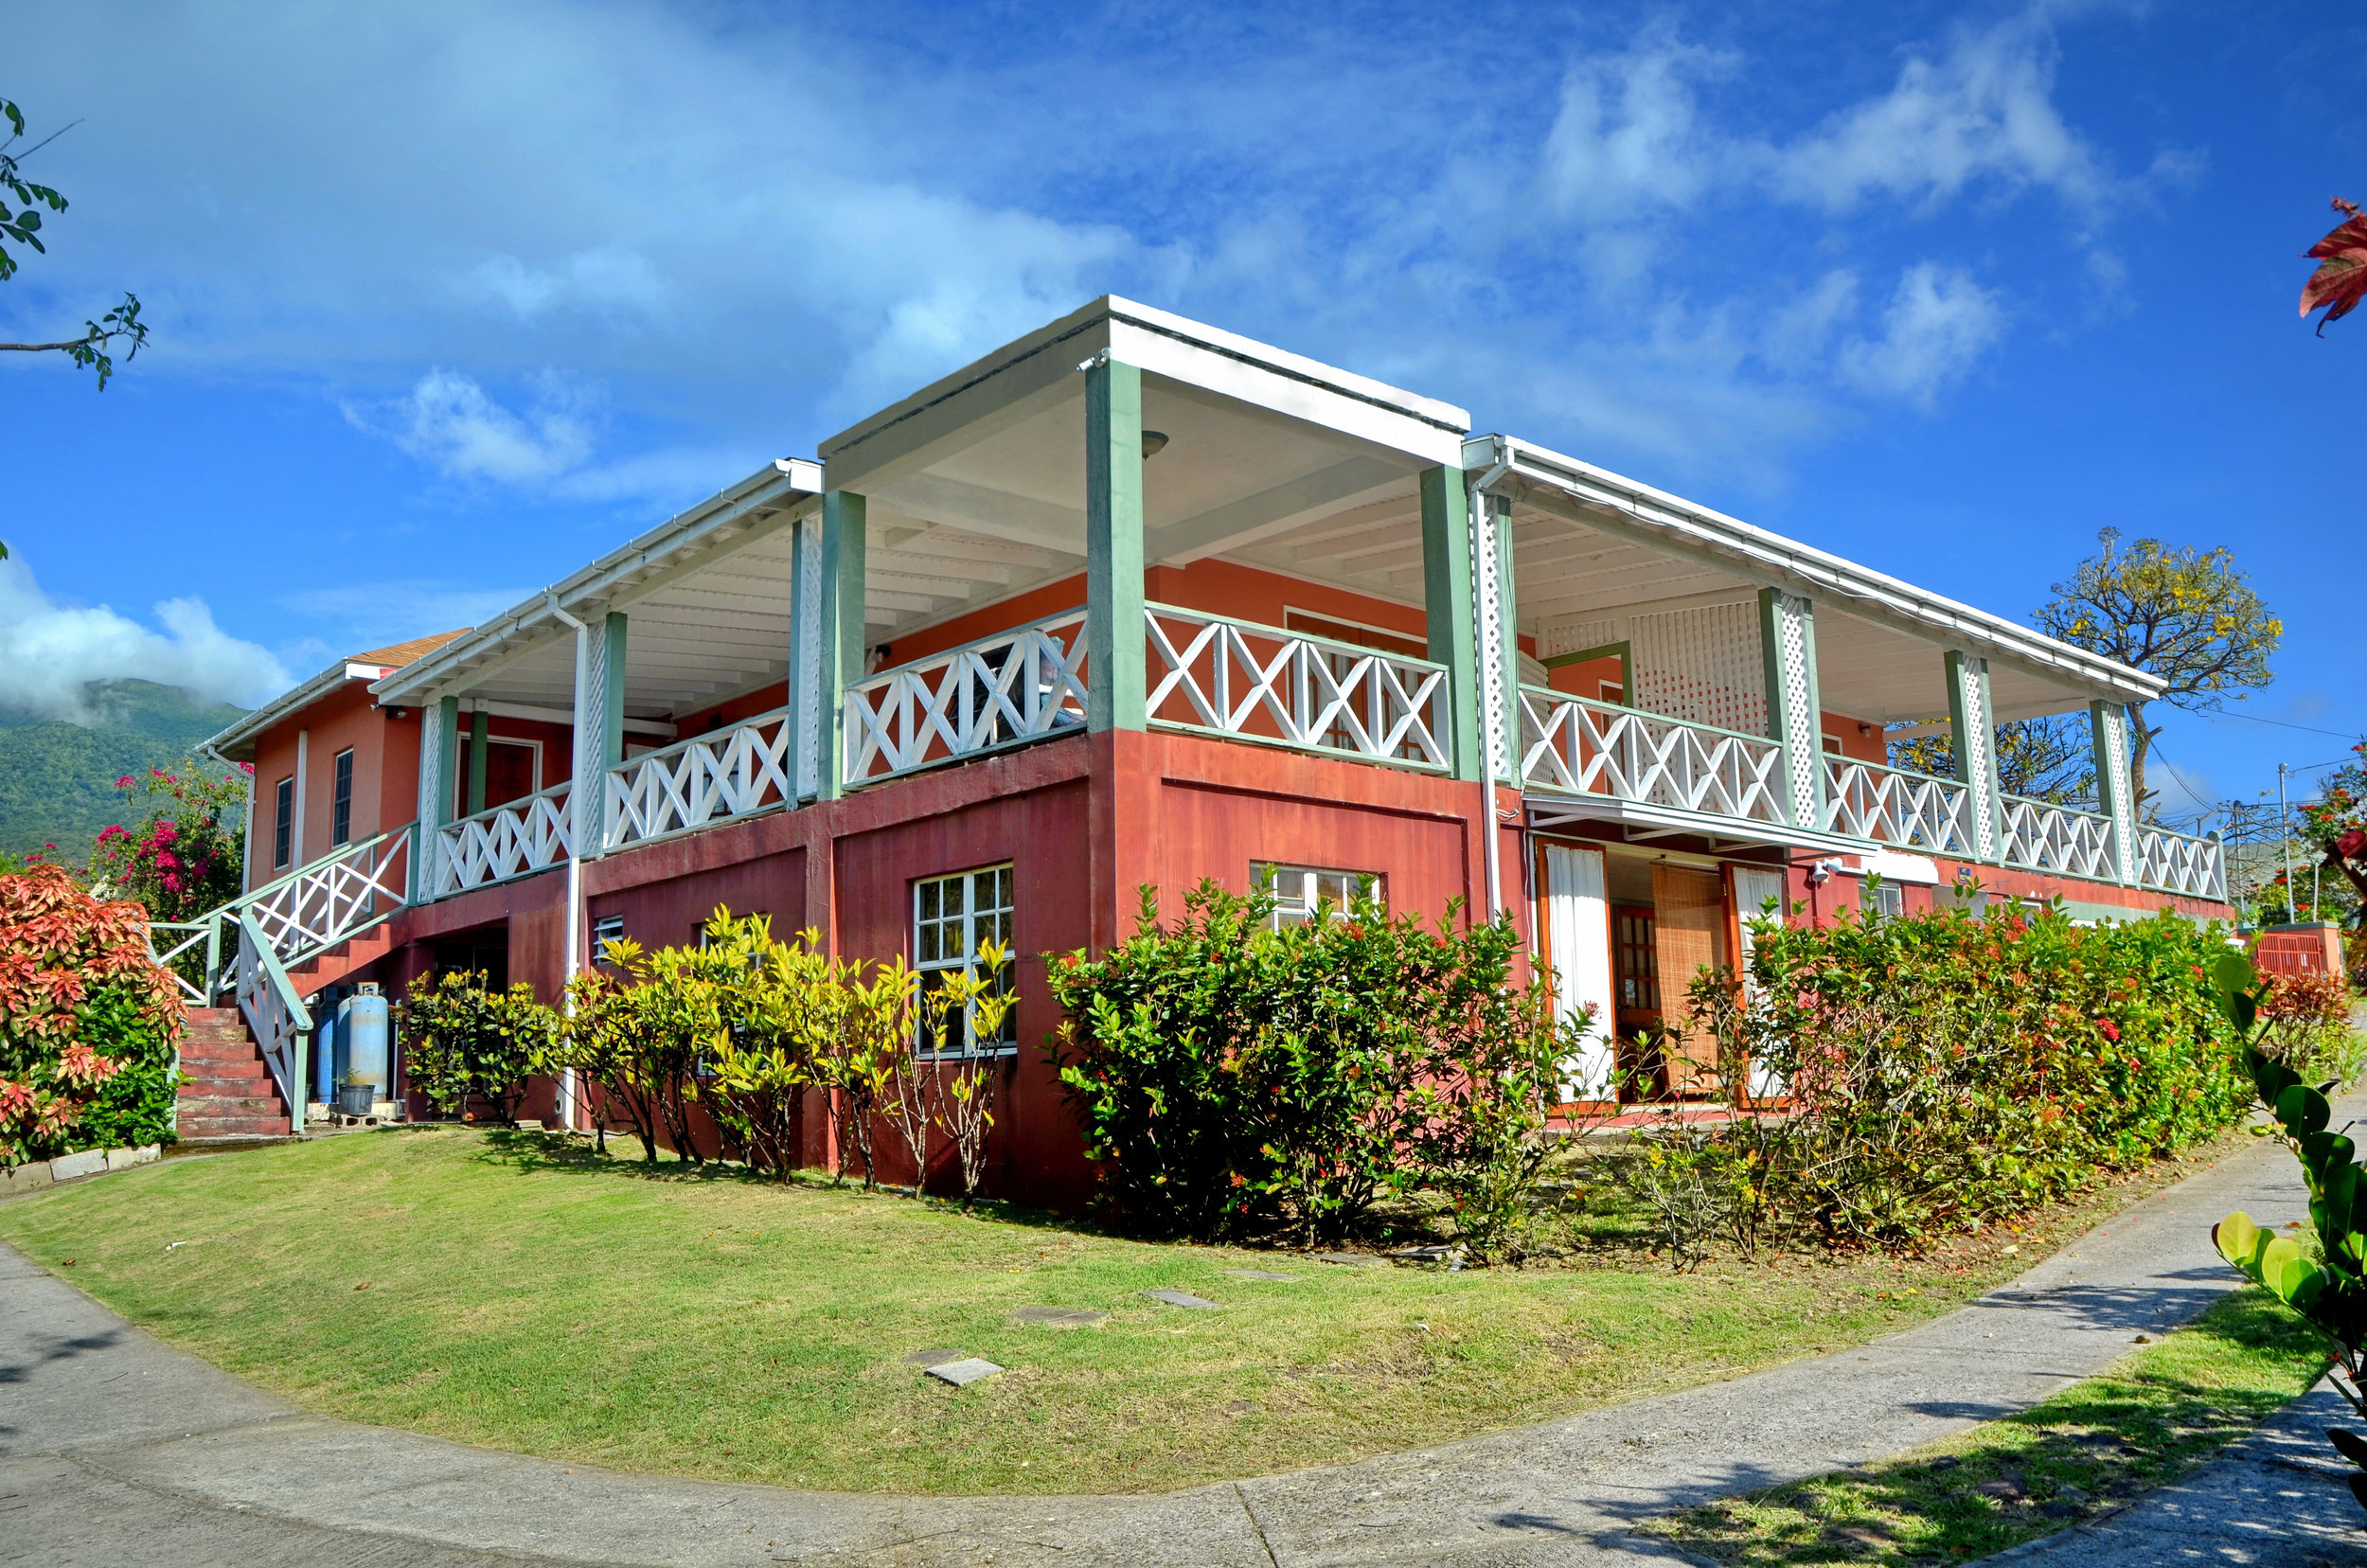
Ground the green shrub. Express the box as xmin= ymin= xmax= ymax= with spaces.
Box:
xmin=398 ymin=969 xmax=560 ymax=1128
xmin=1672 ymin=892 xmax=2250 ymax=1251
xmin=1047 ymin=880 xmax=1586 ymax=1249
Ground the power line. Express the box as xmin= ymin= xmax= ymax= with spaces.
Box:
xmin=2200 ymin=709 xmax=2367 ymax=741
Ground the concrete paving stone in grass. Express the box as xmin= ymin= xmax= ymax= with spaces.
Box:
xmin=924 ymin=1358 xmax=1005 ymax=1386
xmin=899 ymin=1346 xmax=967 ymax=1365
xmin=1221 ymin=1270 xmax=1297 ymax=1282
xmin=1011 ymin=1306 xmax=1108 ymax=1327
xmin=1144 ymin=1289 xmax=1221 ymax=1310
xmin=1308 ymin=1250 xmax=1379 ymax=1267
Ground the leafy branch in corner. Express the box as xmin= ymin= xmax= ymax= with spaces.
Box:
xmin=2302 ymin=195 xmax=2366 ymax=335
xmin=0 ymin=96 xmax=148 ymax=389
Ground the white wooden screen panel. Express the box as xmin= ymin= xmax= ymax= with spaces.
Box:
xmin=1541 ymin=843 xmax=1617 ymax=1102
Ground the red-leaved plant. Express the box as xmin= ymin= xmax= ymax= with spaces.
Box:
xmin=2303 ymin=196 xmax=2367 ymax=334
xmin=0 ymin=864 xmax=182 ymax=1166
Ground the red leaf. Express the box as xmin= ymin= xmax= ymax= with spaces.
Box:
xmin=2300 ymin=210 xmax=2367 ymax=330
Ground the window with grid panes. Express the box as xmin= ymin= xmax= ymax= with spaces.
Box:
xmin=1251 ymin=862 xmax=1379 ymax=930
xmin=331 ymin=749 xmax=355 ymax=846
xmin=913 ymin=864 xmax=1016 ymax=1054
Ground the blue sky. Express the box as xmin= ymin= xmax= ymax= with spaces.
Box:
xmin=1 ymin=0 xmax=2359 ymax=827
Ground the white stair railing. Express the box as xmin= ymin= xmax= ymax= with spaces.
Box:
xmin=436 ymin=781 xmax=574 ymax=894
xmin=1144 ymin=604 xmax=1450 ymax=771
xmin=844 ymin=612 xmax=1089 ymax=786
xmin=1518 ymin=686 xmax=1787 ymax=826
xmin=607 ymin=707 xmax=795 ymax=847
xmin=1999 ymin=793 xmax=2118 ymax=882
xmin=2135 ymin=826 xmax=2227 ymax=900
xmin=232 ymin=910 xmax=312 ymax=1134
xmin=146 ymin=826 xmax=415 ymax=1007
xmin=1822 ymin=757 xmax=1974 ymax=856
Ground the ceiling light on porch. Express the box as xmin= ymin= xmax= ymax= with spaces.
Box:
xmin=1141 ymin=430 xmax=1169 ymax=459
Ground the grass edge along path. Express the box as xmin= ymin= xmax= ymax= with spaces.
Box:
xmin=0 ymin=1125 xmax=2272 ymax=1497
xmin=1640 ymin=1286 xmax=2334 ymax=1565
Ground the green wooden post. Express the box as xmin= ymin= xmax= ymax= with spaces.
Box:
xmin=431 ymin=695 xmax=459 ymax=828
xmin=1758 ymin=589 xmax=1825 ymax=830
xmin=1085 ymin=356 xmax=1146 ymax=733
xmin=819 ymin=490 xmax=866 ymax=798
xmin=597 ymin=613 xmax=629 ymax=768
xmin=466 ymin=709 xmax=489 ymax=817
xmin=1420 ymin=467 xmax=1483 ymax=783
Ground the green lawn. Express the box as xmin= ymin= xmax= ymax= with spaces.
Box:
xmin=0 ymin=1127 xmax=2259 ymax=1496
xmin=1643 ymin=1287 xmax=2333 ymax=1563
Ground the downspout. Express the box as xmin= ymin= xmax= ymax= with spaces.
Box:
xmin=547 ymin=592 xmax=590 ymax=1135
xmin=1467 ymin=439 xmax=1516 ymax=923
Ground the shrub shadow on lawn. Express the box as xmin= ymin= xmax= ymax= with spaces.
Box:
xmin=458 ymin=1127 xmax=1083 ymax=1234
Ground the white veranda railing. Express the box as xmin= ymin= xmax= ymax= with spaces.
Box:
xmin=1822 ymin=757 xmax=1975 ymax=856
xmin=1999 ymin=793 xmax=2119 ymax=882
xmin=145 ymin=826 xmax=415 ymax=1009
xmin=1518 ymin=686 xmax=1787 ymax=826
xmin=435 ymin=781 xmax=574 ymax=895
xmin=1145 ymin=605 xmax=1450 ymax=772
xmin=844 ymin=612 xmax=1088 ymax=787
xmin=2136 ymin=825 xmax=2227 ymax=900
xmin=607 ymin=707 xmax=795 ymax=848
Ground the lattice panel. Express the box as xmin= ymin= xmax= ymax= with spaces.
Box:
xmin=793 ymin=515 xmax=822 ymax=799
xmin=1473 ymin=497 xmax=1512 ymax=779
xmin=1955 ymin=654 xmax=1997 ymax=855
xmin=1770 ymin=595 xmax=1819 ymax=827
xmin=1636 ymin=602 xmax=1771 ymax=737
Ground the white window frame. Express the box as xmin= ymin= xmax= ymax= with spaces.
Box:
xmin=1251 ymin=862 xmax=1381 ymax=931
xmin=913 ymin=864 xmax=1016 ymax=1057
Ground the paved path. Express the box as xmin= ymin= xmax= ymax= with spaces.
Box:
xmin=2 ymin=1114 xmax=2357 ymax=1568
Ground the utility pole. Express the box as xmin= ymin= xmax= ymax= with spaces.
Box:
xmin=2279 ymin=762 xmax=2294 ymax=926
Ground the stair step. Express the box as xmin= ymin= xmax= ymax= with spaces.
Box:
xmin=179 ymin=1121 xmax=293 ymax=1139
xmin=179 ymin=1094 xmax=289 ymax=1116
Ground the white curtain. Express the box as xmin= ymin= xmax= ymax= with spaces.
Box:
xmin=1542 ymin=843 xmax=1617 ymax=1100
xmin=1731 ymin=865 xmax=1789 ymax=1097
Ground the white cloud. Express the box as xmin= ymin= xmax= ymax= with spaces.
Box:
xmin=359 ymin=369 xmax=596 ymax=488
xmin=0 ymin=554 xmax=290 ymax=719
xmin=463 ymin=248 xmax=672 ymax=320
xmin=1838 ymin=262 xmax=2004 ymax=408
xmin=1540 ymin=34 xmax=1731 ymax=220
xmin=1768 ymin=15 xmax=2109 ymax=214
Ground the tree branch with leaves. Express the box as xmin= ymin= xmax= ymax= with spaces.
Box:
xmin=1 ymin=96 xmax=148 ymax=389
xmin=2034 ymin=528 xmax=2280 ymax=817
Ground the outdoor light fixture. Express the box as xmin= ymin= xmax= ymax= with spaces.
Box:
xmin=1141 ymin=430 xmax=1169 ymax=459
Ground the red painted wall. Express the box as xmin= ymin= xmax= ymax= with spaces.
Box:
xmin=248 ymin=681 xmax=422 ymax=878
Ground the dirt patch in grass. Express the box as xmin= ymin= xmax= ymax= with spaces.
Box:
xmin=1641 ymin=1286 xmax=2332 ymax=1564
xmin=0 ymin=1124 xmax=2268 ymax=1496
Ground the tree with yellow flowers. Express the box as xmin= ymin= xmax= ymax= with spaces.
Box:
xmin=2036 ymin=528 xmax=2281 ymax=817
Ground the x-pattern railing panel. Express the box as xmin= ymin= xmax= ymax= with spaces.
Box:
xmin=1144 ymin=605 xmax=1449 ymax=772
xmin=607 ymin=707 xmax=795 ymax=847
xmin=436 ymin=782 xmax=574 ymax=895
xmin=1822 ymin=757 xmax=1974 ymax=855
xmin=1999 ymin=793 xmax=2118 ymax=882
xmin=1518 ymin=686 xmax=1787 ymax=825
xmin=2136 ymin=826 xmax=2226 ymax=900
xmin=239 ymin=829 xmax=413 ymax=967
xmin=845 ymin=613 xmax=1088 ymax=786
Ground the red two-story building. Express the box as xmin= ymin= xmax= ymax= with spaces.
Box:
xmin=196 ymin=298 xmax=2228 ymax=1204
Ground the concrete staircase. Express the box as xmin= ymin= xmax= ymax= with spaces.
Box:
xmin=176 ymin=1008 xmax=294 ymax=1142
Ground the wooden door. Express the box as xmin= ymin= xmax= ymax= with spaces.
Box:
xmin=1611 ymin=902 xmax=1664 ymax=1098
xmin=1651 ymin=863 xmax=1728 ymax=1096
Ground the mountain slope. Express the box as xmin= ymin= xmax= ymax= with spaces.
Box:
xmin=0 ymin=682 xmax=250 ymax=864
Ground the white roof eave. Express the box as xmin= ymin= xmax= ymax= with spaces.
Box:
xmin=374 ymin=458 xmax=820 ymax=704
xmin=1470 ymin=434 xmax=2164 ymax=706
